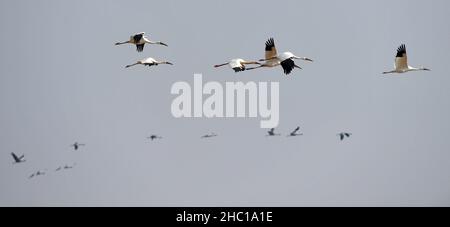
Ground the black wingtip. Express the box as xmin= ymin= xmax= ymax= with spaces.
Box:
xmin=265 ymin=38 xmax=275 ymax=51
xmin=396 ymin=44 xmax=406 ymax=57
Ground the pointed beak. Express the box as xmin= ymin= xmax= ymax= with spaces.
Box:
xmin=166 ymin=62 xmax=173 ymax=65
xmin=304 ymin=58 xmax=313 ymax=62
xmin=160 ymin=42 xmax=168 ymax=47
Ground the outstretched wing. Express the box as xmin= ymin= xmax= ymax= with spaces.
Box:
xmin=395 ymin=44 xmax=408 ymax=70
xmin=265 ymin=38 xmax=278 ymax=60
xmin=11 ymin=153 xmax=21 ymax=162
xmin=280 ymin=59 xmax=296 ymax=75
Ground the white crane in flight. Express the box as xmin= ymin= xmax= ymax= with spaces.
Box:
xmin=126 ymin=57 xmax=173 ymax=68
xmin=383 ymin=44 xmax=430 ymax=74
xmin=247 ymin=38 xmax=313 ymax=75
xmin=214 ymin=59 xmax=260 ymax=72
xmin=115 ymin=32 xmax=168 ymax=52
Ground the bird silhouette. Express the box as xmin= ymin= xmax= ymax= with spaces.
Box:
xmin=337 ymin=132 xmax=352 ymax=141
xmin=267 ymin=128 xmax=281 ymax=137
xmin=29 ymin=170 xmax=46 ymax=179
xmin=201 ymin=133 xmax=218 ymax=139
xmin=147 ymin=135 xmax=163 ymax=141
xmin=288 ymin=127 xmax=303 ymax=137
xmin=71 ymin=142 xmax=85 ymax=151
xmin=11 ymin=152 xmax=25 ymax=164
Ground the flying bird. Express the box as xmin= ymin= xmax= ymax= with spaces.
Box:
xmin=64 ymin=164 xmax=75 ymax=170
xmin=29 ymin=170 xmax=46 ymax=179
xmin=337 ymin=133 xmax=352 ymax=141
xmin=115 ymin=32 xmax=168 ymax=52
xmin=214 ymin=59 xmax=261 ymax=72
xmin=126 ymin=57 xmax=173 ymax=68
xmin=71 ymin=142 xmax=85 ymax=151
xmin=288 ymin=127 xmax=303 ymax=137
xmin=147 ymin=135 xmax=163 ymax=141
xmin=383 ymin=44 xmax=430 ymax=74
xmin=55 ymin=167 xmax=62 ymax=172
xmin=247 ymin=38 xmax=313 ymax=75
xmin=267 ymin=128 xmax=281 ymax=137
xmin=11 ymin=152 xmax=25 ymax=164
xmin=201 ymin=133 xmax=218 ymax=139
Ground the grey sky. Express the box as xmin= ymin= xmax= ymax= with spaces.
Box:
xmin=1 ymin=0 xmax=450 ymax=206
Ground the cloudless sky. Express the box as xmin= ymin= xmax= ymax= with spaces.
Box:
xmin=1 ymin=0 xmax=449 ymax=206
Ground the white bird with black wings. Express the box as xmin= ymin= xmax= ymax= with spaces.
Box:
xmin=383 ymin=44 xmax=430 ymax=74
xmin=247 ymin=38 xmax=313 ymax=75
xmin=115 ymin=32 xmax=168 ymax=52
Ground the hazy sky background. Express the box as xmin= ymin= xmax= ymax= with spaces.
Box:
xmin=1 ymin=0 xmax=449 ymax=206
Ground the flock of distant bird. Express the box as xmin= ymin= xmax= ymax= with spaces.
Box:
xmin=11 ymin=32 xmax=431 ymax=180
xmin=11 ymin=142 xmax=83 ymax=179
xmin=147 ymin=127 xmax=351 ymax=141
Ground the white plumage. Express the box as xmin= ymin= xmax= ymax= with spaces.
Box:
xmin=125 ymin=57 xmax=173 ymax=68
xmin=247 ymin=38 xmax=313 ymax=75
xmin=383 ymin=44 xmax=430 ymax=74
xmin=115 ymin=32 xmax=168 ymax=52
xmin=214 ymin=58 xmax=260 ymax=72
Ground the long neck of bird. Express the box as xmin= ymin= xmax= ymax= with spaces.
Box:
xmin=408 ymin=66 xmax=430 ymax=72
xmin=214 ymin=63 xmax=229 ymax=68
xmin=126 ymin=63 xmax=140 ymax=68
xmin=115 ymin=41 xmax=130 ymax=45
xmin=243 ymin=61 xmax=260 ymax=65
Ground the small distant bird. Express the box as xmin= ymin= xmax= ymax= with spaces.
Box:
xmin=383 ymin=44 xmax=430 ymax=74
xmin=125 ymin=57 xmax=173 ymax=68
xmin=11 ymin=152 xmax=25 ymax=164
xmin=337 ymin=133 xmax=352 ymax=141
xmin=64 ymin=165 xmax=74 ymax=170
xmin=201 ymin=133 xmax=218 ymax=139
xmin=55 ymin=167 xmax=62 ymax=172
xmin=247 ymin=38 xmax=313 ymax=75
xmin=71 ymin=142 xmax=85 ymax=151
xmin=29 ymin=170 xmax=46 ymax=179
xmin=288 ymin=127 xmax=303 ymax=137
xmin=147 ymin=135 xmax=163 ymax=141
xmin=36 ymin=171 xmax=45 ymax=176
xmin=115 ymin=32 xmax=168 ymax=52
xmin=267 ymin=128 xmax=281 ymax=137
xmin=214 ymin=59 xmax=261 ymax=72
